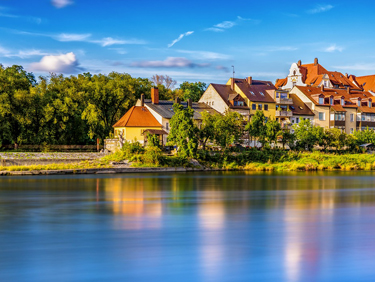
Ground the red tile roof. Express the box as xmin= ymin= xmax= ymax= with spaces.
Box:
xmin=355 ymin=75 xmax=375 ymax=92
xmin=295 ymin=86 xmax=375 ymax=112
xmin=113 ymin=106 xmax=162 ymax=127
xmin=233 ymin=78 xmax=276 ymax=103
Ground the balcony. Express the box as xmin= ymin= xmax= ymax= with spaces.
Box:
xmin=276 ymin=97 xmax=293 ymax=104
xmin=358 ymin=121 xmax=375 ymax=128
xmin=276 ymin=110 xmax=292 ymax=117
xmin=330 ymin=120 xmax=346 ymax=127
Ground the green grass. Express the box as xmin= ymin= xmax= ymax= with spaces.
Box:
xmin=0 ymin=160 xmax=110 ymax=171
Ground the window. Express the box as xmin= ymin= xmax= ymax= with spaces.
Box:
xmin=362 ymin=114 xmax=365 ymax=121
xmin=166 ymin=123 xmax=169 ymax=130
xmin=330 ymin=97 xmax=333 ymax=105
xmin=341 ymin=98 xmax=345 ymax=106
xmin=258 ymin=104 xmax=262 ymax=110
xmin=350 ymin=128 xmax=354 ymax=134
xmin=265 ymin=117 xmax=268 ymax=123
xmin=252 ymin=104 xmax=256 ymax=110
xmin=350 ymin=114 xmax=354 ymax=122
xmin=250 ymin=91 xmax=255 ymax=95
xmin=319 ymin=97 xmax=324 ymax=104
xmin=296 ymin=117 xmax=300 ymax=123
xmin=264 ymin=104 xmax=268 ymax=111
xmin=260 ymin=92 xmax=265 ymax=96
xmin=319 ymin=112 xmax=325 ymax=121
xmin=334 ymin=113 xmax=345 ymax=121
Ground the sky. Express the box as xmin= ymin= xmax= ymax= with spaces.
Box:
xmin=1 ymin=0 xmax=375 ymax=85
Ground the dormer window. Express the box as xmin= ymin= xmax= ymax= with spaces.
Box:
xmin=319 ymin=97 xmax=324 ymax=104
xmin=341 ymin=98 xmax=345 ymax=106
xmin=370 ymin=100 xmax=372 ymax=108
xmin=330 ymin=97 xmax=333 ymax=105
xmin=260 ymin=92 xmax=264 ymax=96
xmin=358 ymin=100 xmax=361 ymax=107
xmin=250 ymin=91 xmax=255 ymax=95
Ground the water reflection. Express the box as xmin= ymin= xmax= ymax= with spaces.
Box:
xmin=1 ymin=172 xmax=375 ymax=282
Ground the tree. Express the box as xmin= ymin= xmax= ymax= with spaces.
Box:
xmin=179 ymin=81 xmax=207 ymax=102
xmin=292 ymin=119 xmax=318 ymax=151
xmin=265 ymin=119 xmax=281 ymax=147
xmin=151 ymin=74 xmax=177 ymax=90
xmin=278 ymin=130 xmax=296 ymax=150
xmin=245 ymin=110 xmax=266 ymax=146
xmin=197 ymin=111 xmax=216 ymax=150
xmin=167 ymin=103 xmax=198 ymax=158
xmin=212 ymin=111 xmax=243 ymax=150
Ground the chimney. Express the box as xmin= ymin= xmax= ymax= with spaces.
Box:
xmin=187 ymin=98 xmax=192 ymax=108
xmin=246 ymin=76 xmax=252 ymax=85
xmin=140 ymin=94 xmax=145 ymax=106
xmin=321 ymin=84 xmax=324 ymax=92
xmin=230 ymin=77 xmax=235 ymax=90
xmin=345 ymin=73 xmax=349 ymax=78
xmin=175 ymin=97 xmax=181 ymax=105
xmin=297 ymin=60 xmax=302 ymax=67
xmin=314 ymin=58 xmax=318 ymax=66
xmin=151 ymin=87 xmax=159 ymax=104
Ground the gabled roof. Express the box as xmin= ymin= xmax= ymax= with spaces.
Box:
xmin=208 ymin=83 xmax=250 ymax=110
xmin=294 ymin=86 xmax=374 ymax=109
xmin=355 ymin=75 xmax=375 ymax=92
xmin=289 ymin=94 xmax=314 ymax=116
xmin=276 ymin=60 xmax=361 ymax=90
xmin=143 ymin=99 xmax=219 ymax=120
xmin=113 ymin=106 xmax=161 ymax=127
xmin=233 ymin=78 xmax=276 ymax=103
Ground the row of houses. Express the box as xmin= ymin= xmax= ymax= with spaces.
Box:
xmin=112 ymin=58 xmax=375 ymax=146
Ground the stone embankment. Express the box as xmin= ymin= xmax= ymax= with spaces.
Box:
xmin=0 ymin=167 xmax=208 ymax=176
xmin=0 ymin=152 xmax=107 ymax=167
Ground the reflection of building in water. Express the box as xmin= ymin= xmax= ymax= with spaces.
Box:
xmin=282 ymin=176 xmax=340 ymax=282
xmin=102 ymin=178 xmax=163 ymax=229
xmin=198 ymin=190 xmax=226 ymax=280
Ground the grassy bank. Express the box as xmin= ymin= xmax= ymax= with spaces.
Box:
xmin=2 ymin=148 xmax=375 ymax=173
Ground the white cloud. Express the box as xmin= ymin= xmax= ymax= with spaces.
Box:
xmin=307 ymin=4 xmax=334 ymax=14
xmin=0 ymin=45 xmax=49 ymax=58
xmin=30 ymin=52 xmax=82 ymax=73
xmin=109 ymin=48 xmax=128 ymax=55
xmin=176 ymin=50 xmax=231 ymax=60
xmin=55 ymin=33 xmax=92 ymax=42
xmin=168 ymin=31 xmax=194 ymax=48
xmin=91 ymin=37 xmax=146 ymax=47
xmin=205 ymin=16 xmax=259 ymax=32
xmin=333 ymin=63 xmax=375 ymax=71
xmin=51 ymin=0 xmax=73 ymax=8
xmin=324 ymin=44 xmax=344 ymax=52
xmin=215 ymin=21 xmax=236 ymax=29
xmin=131 ymin=57 xmax=209 ymax=68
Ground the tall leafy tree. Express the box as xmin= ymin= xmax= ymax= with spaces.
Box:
xmin=168 ymin=103 xmax=198 ymax=158
xmin=245 ymin=110 xmax=266 ymax=146
xmin=213 ymin=111 xmax=243 ymax=150
xmin=179 ymin=81 xmax=207 ymax=102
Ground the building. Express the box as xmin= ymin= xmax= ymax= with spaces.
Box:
xmin=353 ymin=75 xmax=375 ymax=95
xmin=199 ymin=77 xmax=277 ymax=120
xmin=113 ymin=103 xmax=165 ymax=145
xmin=289 ymin=85 xmax=375 ymax=133
xmin=135 ymin=87 xmax=219 ymax=144
xmin=276 ymin=58 xmax=362 ymax=91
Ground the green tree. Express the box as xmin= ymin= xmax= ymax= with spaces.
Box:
xmin=245 ymin=110 xmax=266 ymax=146
xmin=212 ymin=111 xmax=243 ymax=150
xmin=198 ymin=111 xmax=216 ymax=150
xmin=265 ymin=119 xmax=281 ymax=147
xmin=168 ymin=103 xmax=198 ymax=158
xmin=292 ymin=119 xmax=318 ymax=151
xmin=179 ymin=81 xmax=207 ymax=102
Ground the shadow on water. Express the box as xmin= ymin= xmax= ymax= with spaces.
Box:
xmin=1 ymin=171 xmax=375 ymax=282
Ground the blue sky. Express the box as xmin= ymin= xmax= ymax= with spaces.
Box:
xmin=1 ymin=0 xmax=375 ymax=85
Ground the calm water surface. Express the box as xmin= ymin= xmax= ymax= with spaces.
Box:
xmin=1 ymin=171 xmax=375 ymax=282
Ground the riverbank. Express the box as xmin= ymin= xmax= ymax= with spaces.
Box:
xmin=2 ymin=151 xmax=375 ymax=176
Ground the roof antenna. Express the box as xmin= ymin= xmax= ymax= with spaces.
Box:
xmin=231 ymin=65 xmax=235 ymax=80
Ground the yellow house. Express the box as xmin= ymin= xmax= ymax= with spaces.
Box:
xmin=113 ymin=105 xmax=163 ymax=144
xmin=226 ymin=77 xmax=277 ymax=119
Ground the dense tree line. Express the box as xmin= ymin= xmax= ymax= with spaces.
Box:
xmin=167 ymin=108 xmax=375 ymax=157
xmin=0 ymin=65 xmax=206 ymax=145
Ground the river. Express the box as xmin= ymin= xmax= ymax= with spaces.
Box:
xmin=1 ymin=171 xmax=375 ymax=282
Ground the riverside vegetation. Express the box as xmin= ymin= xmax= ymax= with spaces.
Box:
xmin=3 ymin=104 xmax=375 ymax=172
